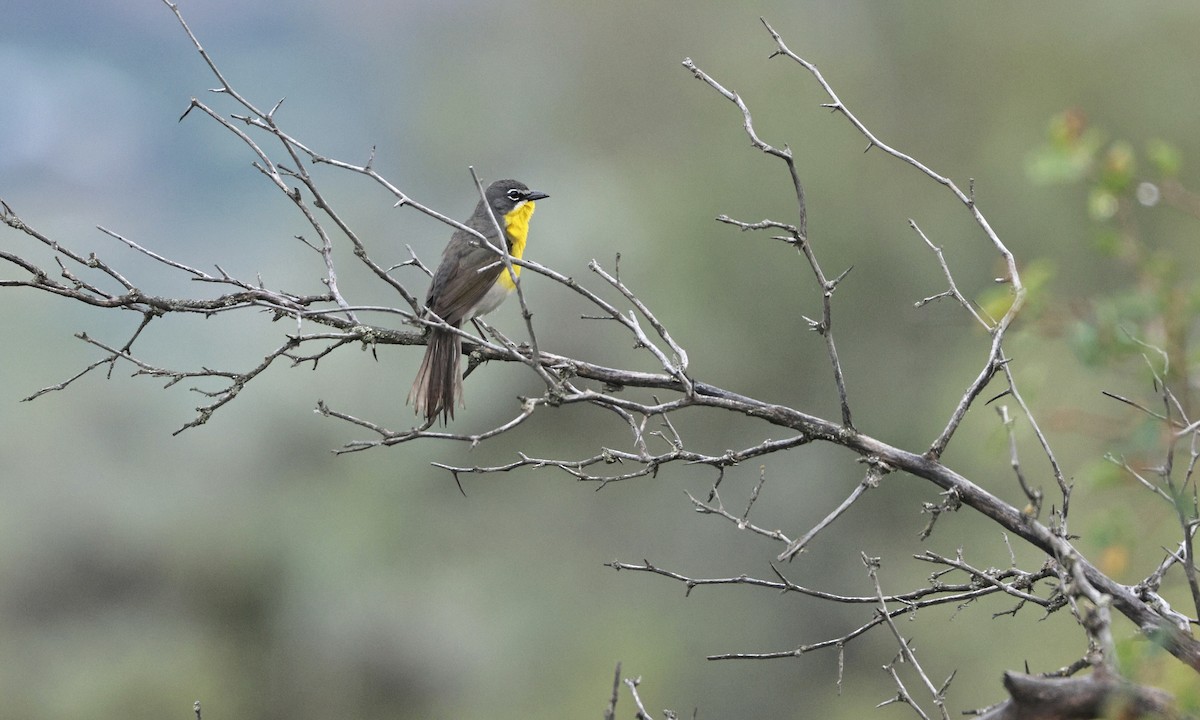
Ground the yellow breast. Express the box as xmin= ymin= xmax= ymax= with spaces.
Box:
xmin=496 ymin=200 xmax=536 ymax=290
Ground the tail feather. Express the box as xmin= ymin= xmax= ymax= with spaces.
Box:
xmin=407 ymin=328 xmax=463 ymax=424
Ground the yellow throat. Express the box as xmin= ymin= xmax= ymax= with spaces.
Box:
xmin=497 ymin=200 xmax=536 ymax=290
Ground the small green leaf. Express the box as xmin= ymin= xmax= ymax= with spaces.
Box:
xmin=1087 ymin=187 xmax=1119 ymax=220
xmin=976 ymin=286 xmax=1015 ymax=319
xmin=1146 ymin=138 xmax=1181 ymax=177
xmin=1099 ymin=141 xmax=1136 ymax=193
xmin=1091 ymin=227 xmax=1122 ymax=255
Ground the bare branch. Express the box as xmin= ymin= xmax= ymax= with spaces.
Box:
xmin=864 ymin=554 xmax=952 ymax=720
xmin=909 ymin=219 xmax=990 ymax=328
xmin=685 ymin=59 xmax=853 ymax=429
xmin=778 ymin=462 xmax=885 ymax=562
xmin=996 ymin=404 xmax=1043 ymax=520
xmin=623 ymin=675 xmax=656 ymax=720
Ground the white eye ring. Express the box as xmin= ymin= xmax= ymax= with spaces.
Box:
xmin=506 ymin=189 xmax=523 ymax=201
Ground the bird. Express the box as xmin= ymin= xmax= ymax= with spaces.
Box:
xmin=408 ymin=179 xmax=549 ymax=424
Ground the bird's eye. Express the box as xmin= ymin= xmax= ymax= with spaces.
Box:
xmin=506 ymin=188 xmax=523 ymax=201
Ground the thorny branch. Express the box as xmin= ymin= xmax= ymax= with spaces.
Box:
xmin=608 ymin=553 xmax=1059 ymax=663
xmin=865 ymin=554 xmax=953 ymax=720
xmin=1110 ymin=352 xmax=1200 ymax=625
xmin=603 ymin=662 xmax=689 ymax=720
xmin=757 ymin=20 xmax=1030 ymax=464
xmin=3 ymin=5 xmax=1200 ymax=715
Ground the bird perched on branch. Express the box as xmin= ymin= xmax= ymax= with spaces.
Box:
xmin=408 ymin=179 xmax=549 ymax=424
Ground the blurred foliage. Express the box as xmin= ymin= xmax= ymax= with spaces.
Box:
xmin=1115 ymin=637 xmax=1200 ymax=715
xmin=977 ymin=256 xmax=1056 ymax=323
xmin=1027 ymin=109 xmax=1200 ymax=399
xmin=1026 ymin=109 xmax=1200 ymax=709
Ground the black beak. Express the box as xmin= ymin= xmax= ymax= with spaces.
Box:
xmin=525 ymin=190 xmax=549 ymax=201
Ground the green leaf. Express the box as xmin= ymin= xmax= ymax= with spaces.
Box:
xmin=1087 ymin=187 xmax=1119 ymax=220
xmin=1146 ymin=138 xmax=1181 ymax=177
xmin=1098 ymin=141 xmax=1136 ymax=193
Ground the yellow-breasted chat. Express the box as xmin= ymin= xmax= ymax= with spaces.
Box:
xmin=408 ymin=179 xmax=548 ymax=423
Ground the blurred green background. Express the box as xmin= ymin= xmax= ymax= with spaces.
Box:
xmin=3 ymin=2 xmax=1200 ymax=718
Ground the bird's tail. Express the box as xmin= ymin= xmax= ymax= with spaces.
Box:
xmin=407 ymin=328 xmax=463 ymax=424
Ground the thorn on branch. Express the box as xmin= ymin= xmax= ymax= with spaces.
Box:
xmin=178 ymin=99 xmax=199 ymax=123
xmin=828 ymin=265 xmax=853 ymax=291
